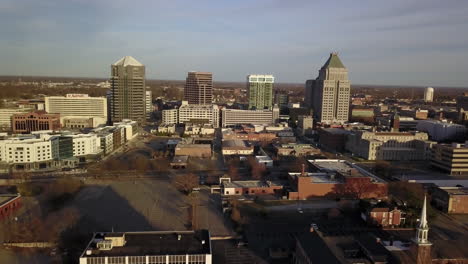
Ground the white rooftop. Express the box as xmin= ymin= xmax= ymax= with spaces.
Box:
xmin=112 ymin=56 xmax=144 ymax=67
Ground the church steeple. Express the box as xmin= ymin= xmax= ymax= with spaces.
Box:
xmin=416 ymin=195 xmax=430 ymax=244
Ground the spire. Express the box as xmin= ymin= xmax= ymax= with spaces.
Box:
xmin=415 ymin=195 xmax=431 ymax=245
xmin=419 ymin=195 xmax=428 ymax=229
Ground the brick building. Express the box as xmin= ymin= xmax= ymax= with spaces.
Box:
xmin=431 ymin=187 xmax=468 ymax=214
xmin=12 ymin=111 xmax=60 ymax=134
xmin=287 ymin=160 xmax=387 ymax=200
xmin=364 ymin=207 xmax=403 ymax=227
xmin=175 ymin=143 xmax=212 ymax=158
xmin=223 ymin=180 xmax=283 ymax=196
xmin=0 ymin=194 xmax=21 ymax=221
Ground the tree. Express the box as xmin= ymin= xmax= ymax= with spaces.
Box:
xmin=173 ymin=173 xmax=199 ymax=195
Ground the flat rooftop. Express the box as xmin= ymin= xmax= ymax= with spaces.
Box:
xmin=441 ymin=187 xmax=468 ymax=195
xmin=176 ymin=143 xmax=211 ymax=149
xmin=222 ymin=140 xmax=249 ymax=148
xmin=308 ymin=159 xmax=385 ymax=183
xmin=288 ymin=172 xmax=341 ymax=184
xmin=224 ymin=180 xmax=281 ymax=188
xmin=82 ymin=230 xmax=211 ymax=258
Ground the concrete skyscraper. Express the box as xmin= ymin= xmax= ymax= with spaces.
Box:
xmin=305 ymin=53 xmax=350 ymax=124
xmin=247 ymin=74 xmax=274 ymax=110
xmin=110 ymin=56 xmax=146 ymax=123
xmin=424 ymin=87 xmax=434 ymax=103
xmin=184 ymin=72 xmax=213 ymax=105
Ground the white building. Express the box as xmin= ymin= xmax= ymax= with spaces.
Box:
xmin=346 ymin=131 xmax=435 ymax=161
xmin=162 ymin=109 xmax=178 ymax=125
xmin=416 ymin=120 xmax=466 ymax=142
xmin=66 ymin=134 xmax=101 ymax=157
xmin=45 ymin=94 xmax=107 ymax=128
xmin=145 ymin=90 xmax=153 ymax=118
xmin=0 ymin=134 xmax=58 ymax=164
xmin=0 ymin=108 xmax=30 ymax=130
xmin=221 ymin=105 xmax=279 ymax=127
xmin=114 ymin=119 xmax=139 ymax=141
xmin=424 ymin=87 xmax=434 ymax=103
xmin=178 ymin=102 xmax=219 ymax=128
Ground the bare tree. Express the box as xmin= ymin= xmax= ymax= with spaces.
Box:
xmin=173 ymin=173 xmax=199 ymax=195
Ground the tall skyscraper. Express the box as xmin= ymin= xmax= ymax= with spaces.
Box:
xmin=424 ymin=87 xmax=434 ymax=103
xmin=247 ymin=74 xmax=274 ymax=110
xmin=110 ymin=56 xmax=146 ymax=123
xmin=184 ymin=72 xmax=213 ymax=105
xmin=305 ymin=53 xmax=350 ymax=124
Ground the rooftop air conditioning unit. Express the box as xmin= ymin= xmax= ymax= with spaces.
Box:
xmin=97 ymin=240 xmax=113 ymax=250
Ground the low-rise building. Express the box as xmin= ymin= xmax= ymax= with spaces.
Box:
xmin=184 ymin=123 xmax=215 ymax=136
xmin=255 ymin=155 xmax=273 ymax=168
xmin=431 ymin=143 xmax=468 ymax=176
xmin=363 ymin=207 xmax=403 ymax=227
xmin=175 ymin=143 xmax=212 ymax=158
xmin=431 ymin=187 xmax=468 ymax=214
xmin=275 ymin=143 xmax=320 ymax=157
xmin=288 ymin=160 xmax=387 ymax=200
xmin=79 ymin=230 xmax=212 ymax=264
xmin=11 ymin=111 xmax=61 ymax=134
xmin=223 ymin=180 xmax=282 ymax=196
xmin=346 ymin=131 xmax=434 ymax=161
xmin=318 ymin=128 xmax=351 ymax=152
xmin=156 ymin=124 xmax=176 ymax=134
xmin=0 ymin=193 xmax=21 ymax=221
xmin=417 ymin=120 xmax=467 ymax=142
xmin=222 ymin=140 xmax=254 ymax=155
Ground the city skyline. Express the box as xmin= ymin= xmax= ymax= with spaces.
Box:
xmin=1 ymin=0 xmax=468 ymax=87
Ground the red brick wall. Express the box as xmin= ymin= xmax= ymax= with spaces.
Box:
xmin=0 ymin=197 xmax=22 ymax=221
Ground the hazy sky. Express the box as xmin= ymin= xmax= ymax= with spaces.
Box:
xmin=1 ymin=0 xmax=468 ymax=87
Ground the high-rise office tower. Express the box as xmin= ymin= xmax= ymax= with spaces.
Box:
xmin=110 ymin=56 xmax=146 ymax=123
xmin=247 ymin=74 xmax=274 ymax=110
xmin=305 ymin=53 xmax=350 ymax=124
xmin=424 ymin=87 xmax=434 ymax=103
xmin=184 ymin=72 xmax=213 ymax=105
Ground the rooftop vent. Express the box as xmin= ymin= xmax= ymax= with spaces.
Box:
xmin=97 ymin=240 xmax=113 ymax=251
xmin=178 ymin=235 xmax=182 ymax=241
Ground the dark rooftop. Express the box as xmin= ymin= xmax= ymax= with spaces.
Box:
xmin=296 ymin=232 xmax=342 ymax=264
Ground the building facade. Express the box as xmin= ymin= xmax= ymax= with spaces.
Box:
xmin=297 ymin=115 xmax=313 ymax=136
xmin=424 ymin=87 xmax=434 ymax=103
xmin=0 ymin=108 xmax=30 ymax=130
xmin=432 ymin=187 xmax=468 ymax=214
xmin=162 ymin=109 xmax=178 ymax=125
xmin=416 ymin=120 xmax=467 ymax=142
xmin=346 ymin=131 xmax=434 ymax=161
xmin=145 ymin=90 xmax=153 ymax=119
xmin=0 ymin=134 xmax=58 ymax=164
xmin=247 ymin=74 xmax=274 ymax=110
xmin=110 ymin=56 xmax=146 ymax=123
xmin=45 ymin=94 xmax=107 ymax=128
xmin=11 ymin=111 xmax=61 ymax=134
xmin=184 ymin=72 xmax=213 ymax=105
xmin=221 ymin=106 xmax=279 ymax=127
xmin=178 ymin=102 xmax=219 ymax=128
xmin=305 ymin=53 xmax=351 ymax=124
xmin=431 ymin=143 xmax=468 ymax=175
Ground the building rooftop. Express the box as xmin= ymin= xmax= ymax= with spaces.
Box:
xmin=176 ymin=143 xmax=211 ymax=149
xmin=224 ymin=180 xmax=281 ymax=188
xmin=112 ymin=56 xmax=143 ymax=67
xmin=308 ymin=159 xmax=386 ymax=183
xmin=222 ymin=140 xmax=249 ymax=148
xmin=288 ymin=172 xmax=342 ymax=184
xmin=440 ymin=187 xmax=468 ymax=195
xmin=296 ymin=232 xmax=341 ymax=264
xmin=321 ymin=128 xmax=351 ymax=135
xmin=321 ymin=52 xmax=346 ymax=69
xmin=81 ymin=230 xmax=211 ymax=258
xmin=0 ymin=194 xmax=20 ymax=207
